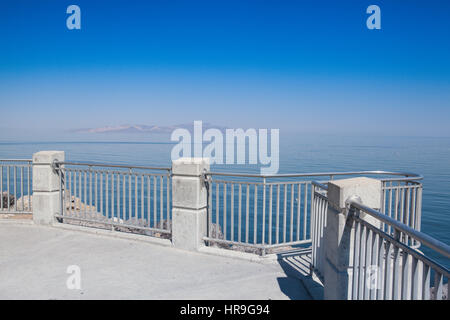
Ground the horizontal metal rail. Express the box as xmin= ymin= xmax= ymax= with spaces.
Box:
xmin=348 ymin=200 xmax=450 ymax=258
xmin=53 ymin=161 xmax=170 ymax=172
xmin=0 ymin=159 xmax=33 ymax=214
xmin=207 ymin=170 xmax=422 ymax=182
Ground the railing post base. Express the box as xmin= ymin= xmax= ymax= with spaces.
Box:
xmin=171 ymin=158 xmax=210 ymax=251
xmin=323 ymin=177 xmax=381 ymax=300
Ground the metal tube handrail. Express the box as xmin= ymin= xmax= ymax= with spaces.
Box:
xmin=206 ymin=170 xmax=422 ymax=181
xmin=347 ymin=199 xmax=450 ymax=259
xmin=312 ymin=181 xmax=328 ymax=190
xmin=52 ymin=161 xmax=171 ymax=171
xmin=0 ymin=159 xmax=32 ymax=162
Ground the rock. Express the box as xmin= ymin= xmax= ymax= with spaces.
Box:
xmin=16 ymin=195 xmax=32 ymax=211
xmin=206 ymin=223 xmax=230 ymax=249
xmin=431 ymin=282 xmax=448 ymax=300
xmin=1 ymin=192 xmax=15 ymax=209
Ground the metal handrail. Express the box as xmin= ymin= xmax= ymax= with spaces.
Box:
xmin=312 ymin=181 xmax=328 ymax=190
xmin=0 ymin=159 xmax=32 ymax=162
xmin=52 ymin=161 xmax=171 ymax=171
xmin=206 ymin=170 xmax=423 ymax=182
xmin=347 ymin=199 xmax=450 ymax=259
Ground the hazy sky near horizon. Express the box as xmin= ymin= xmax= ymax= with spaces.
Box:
xmin=1 ymin=0 xmax=449 ymax=138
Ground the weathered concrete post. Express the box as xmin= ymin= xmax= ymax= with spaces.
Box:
xmin=32 ymin=151 xmax=65 ymax=225
xmin=323 ymin=177 xmax=382 ymax=300
xmin=171 ymin=158 xmax=210 ymax=251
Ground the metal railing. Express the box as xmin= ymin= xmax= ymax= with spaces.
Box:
xmin=204 ymin=170 xmax=422 ymax=255
xmin=310 ymin=175 xmax=423 ymax=279
xmin=347 ymin=199 xmax=449 ymax=300
xmin=53 ymin=161 xmax=172 ymax=238
xmin=0 ymin=159 xmax=32 ymax=213
xmin=381 ymin=180 xmax=422 ymax=247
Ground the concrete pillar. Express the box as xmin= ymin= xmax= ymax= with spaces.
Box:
xmin=171 ymin=158 xmax=210 ymax=251
xmin=32 ymin=151 xmax=65 ymax=225
xmin=323 ymin=177 xmax=382 ymax=300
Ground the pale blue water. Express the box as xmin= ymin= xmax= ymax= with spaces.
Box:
xmin=0 ymin=134 xmax=449 ymax=268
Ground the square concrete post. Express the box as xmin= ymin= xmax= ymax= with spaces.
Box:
xmin=32 ymin=151 xmax=65 ymax=225
xmin=171 ymin=158 xmax=210 ymax=251
xmin=323 ymin=177 xmax=382 ymax=300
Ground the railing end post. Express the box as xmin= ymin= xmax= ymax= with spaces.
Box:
xmin=31 ymin=151 xmax=65 ymax=225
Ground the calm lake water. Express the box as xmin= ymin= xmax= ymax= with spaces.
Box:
xmin=1 ymin=133 xmax=449 ymax=267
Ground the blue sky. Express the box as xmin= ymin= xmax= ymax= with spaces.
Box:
xmin=0 ymin=0 xmax=449 ymax=137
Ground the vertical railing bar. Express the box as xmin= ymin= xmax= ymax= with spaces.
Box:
xmin=283 ymin=184 xmax=287 ymax=243
xmin=224 ymin=182 xmax=227 ymax=241
xmin=304 ymin=182 xmax=309 ymax=240
xmin=422 ymin=264 xmax=431 ymax=300
xmin=116 ymin=173 xmax=120 ymax=221
xmin=141 ymin=174 xmax=144 ymax=225
xmin=147 ymin=176 xmax=151 ymax=228
xmin=135 ymin=175 xmax=138 ymax=224
xmin=153 ymin=175 xmax=157 ymax=228
xmin=111 ymin=172 xmax=114 ymax=222
xmin=159 ymin=175 xmax=163 ymax=228
xmin=68 ymin=170 xmax=72 ymax=216
xmin=311 ymin=188 xmax=316 ymax=269
xmin=392 ymin=238 xmax=401 ymax=300
xmin=246 ymin=184 xmax=249 ymax=243
xmin=269 ymin=184 xmax=273 ymax=245
xmin=167 ymin=174 xmax=170 ymax=230
xmin=20 ymin=166 xmax=24 ymax=211
xmin=384 ymin=241 xmax=392 ymax=300
xmin=84 ymin=170 xmax=87 ymax=218
xmin=13 ymin=166 xmax=17 ymax=211
xmin=0 ymin=166 xmax=3 ymax=210
xmin=352 ymin=219 xmax=361 ymax=300
xmin=405 ymin=188 xmax=411 ymax=244
xmin=411 ymin=257 xmax=420 ymax=300
xmin=262 ymin=179 xmax=266 ymax=246
xmin=231 ymin=183 xmax=234 ymax=241
xmin=94 ymin=172 xmax=98 ymax=215
xmin=401 ymin=253 xmax=412 ymax=300
xmin=296 ymin=183 xmax=301 ymax=241
xmin=207 ymin=179 xmax=212 ymax=238
xmin=276 ymin=184 xmax=280 ymax=244
xmin=290 ymin=184 xmax=294 ymax=242
xmin=238 ymin=184 xmax=242 ymax=243
xmin=253 ymin=184 xmax=258 ymax=244
xmin=433 ymin=272 xmax=444 ymax=300
xmin=7 ymin=166 xmax=10 ymax=211
xmin=363 ymin=228 xmax=373 ymax=299
xmin=358 ymin=224 xmax=366 ymax=300
xmin=216 ymin=182 xmax=220 ymax=240
xmin=105 ymin=171 xmax=109 ymax=221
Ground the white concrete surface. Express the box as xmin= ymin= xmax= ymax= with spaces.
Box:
xmin=0 ymin=221 xmax=312 ymax=300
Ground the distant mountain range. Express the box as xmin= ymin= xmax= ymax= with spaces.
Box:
xmin=73 ymin=123 xmax=228 ymax=134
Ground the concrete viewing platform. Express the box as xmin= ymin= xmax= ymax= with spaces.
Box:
xmin=0 ymin=218 xmax=321 ymax=300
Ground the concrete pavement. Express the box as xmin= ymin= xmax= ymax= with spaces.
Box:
xmin=0 ymin=220 xmax=315 ymax=300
